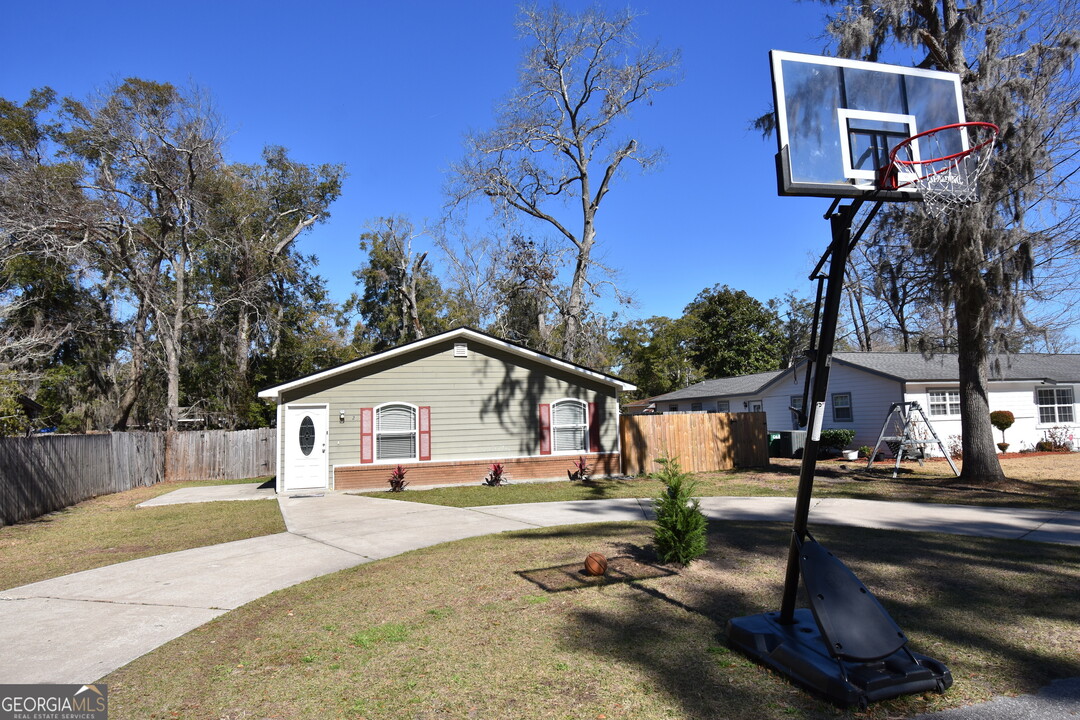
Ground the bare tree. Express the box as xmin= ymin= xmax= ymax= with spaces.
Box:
xmin=347 ymin=216 xmax=447 ymax=352
xmin=448 ymin=3 xmax=679 ymax=363
xmin=61 ymin=79 xmax=224 ymax=430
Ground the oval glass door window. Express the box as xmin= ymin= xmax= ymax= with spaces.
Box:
xmin=299 ymin=416 xmax=315 ymax=456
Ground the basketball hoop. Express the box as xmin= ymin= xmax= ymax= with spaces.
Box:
xmin=879 ymin=121 xmax=999 ymax=219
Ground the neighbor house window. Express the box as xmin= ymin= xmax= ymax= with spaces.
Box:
xmin=552 ymin=399 xmax=588 ymax=452
xmin=375 ymin=403 xmax=417 ymax=460
xmin=832 ymin=393 xmax=853 ymax=422
xmin=717 ymin=401 xmax=730 ymax=413
xmin=928 ymin=390 xmax=961 ymax=417
xmin=669 ymin=404 xmax=679 ymax=413
xmin=790 ymin=395 xmax=804 ymax=430
xmin=1037 ymin=387 xmax=1075 ymax=424
xmin=691 ymin=402 xmax=703 ymax=412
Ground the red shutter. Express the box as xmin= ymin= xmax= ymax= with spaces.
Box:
xmin=360 ymin=407 xmax=374 ymax=464
xmin=588 ymin=401 xmax=601 ymax=452
xmin=418 ymin=406 xmax=431 ymax=461
xmin=538 ymin=403 xmax=552 ymax=455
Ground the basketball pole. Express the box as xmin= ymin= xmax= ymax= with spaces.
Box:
xmin=779 ymin=199 xmax=861 ymax=624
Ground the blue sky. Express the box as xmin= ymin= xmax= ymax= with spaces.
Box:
xmin=3 ymin=0 xmax=872 ymax=324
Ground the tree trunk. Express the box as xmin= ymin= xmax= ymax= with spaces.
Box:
xmin=564 ymin=216 xmax=595 ymax=364
xmin=955 ymin=290 xmax=1006 ymax=483
xmin=164 ymin=243 xmax=188 ymax=432
xmin=113 ymin=290 xmax=152 ymax=430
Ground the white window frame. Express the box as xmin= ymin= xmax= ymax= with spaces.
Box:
xmin=691 ymin=402 xmax=703 ymax=412
xmin=374 ymin=402 xmax=418 ymax=462
xmin=551 ymin=398 xmax=589 ymax=453
xmin=790 ymin=395 xmax=804 ymax=430
xmin=717 ymin=401 xmax=730 ymax=413
xmin=928 ymin=389 xmax=962 ymax=418
xmin=832 ymin=393 xmax=853 ymax=422
xmin=1036 ymin=387 xmax=1075 ymax=425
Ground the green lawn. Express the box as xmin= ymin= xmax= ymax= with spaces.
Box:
xmin=0 ymin=477 xmax=285 ymax=590
xmin=364 ymin=454 xmax=1080 ymax=511
xmin=102 ymin=521 xmax=1080 ymax=720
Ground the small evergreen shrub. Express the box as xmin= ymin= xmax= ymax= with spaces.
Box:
xmin=990 ymin=410 xmax=1015 ymax=444
xmin=819 ymin=429 xmax=856 ymax=452
xmin=652 ymin=457 xmax=707 ymax=566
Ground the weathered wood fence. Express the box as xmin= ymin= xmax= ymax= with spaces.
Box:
xmin=619 ymin=412 xmax=768 ymax=476
xmin=0 ymin=428 xmax=276 ymax=525
xmin=165 ymin=428 xmax=276 ymax=482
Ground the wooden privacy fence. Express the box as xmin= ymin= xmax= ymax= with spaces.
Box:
xmin=0 ymin=432 xmax=163 ymax=526
xmin=165 ymin=428 xmax=276 ymax=482
xmin=0 ymin=428 xmax=276 ymax=525
xmin=619 ymin=412 xmax=769 ymax=476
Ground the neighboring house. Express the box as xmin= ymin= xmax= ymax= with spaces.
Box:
xmin=257 ymin=327 xmax=636 ymax=493
xmin=622 ymin=399 xmax=656 ymax=415
xmin=650 ymin=353 xmax=1080 ymax=455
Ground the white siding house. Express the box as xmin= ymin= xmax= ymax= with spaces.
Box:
xmin=649 ymin=353 xmax=1080 ymax=455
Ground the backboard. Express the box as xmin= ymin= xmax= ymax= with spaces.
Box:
xmin=770 ymin=50 xmax=967 ymax=200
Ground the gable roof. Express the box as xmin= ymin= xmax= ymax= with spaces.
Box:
xmin=832 ymin=352 xmax=1080 ymax=383
xmin=650 ymin=370 xmax=786 ymax=403
xmin=648 ymin=352 xmax=1080 ymax=403
xmin=257 ymin=326 xmax=637 ymax=401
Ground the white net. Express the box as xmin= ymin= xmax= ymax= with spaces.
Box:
xmin=888 ymin=123 xmax=998 ymax=220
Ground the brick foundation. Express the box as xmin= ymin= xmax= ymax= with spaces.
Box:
xmin=334 ymin=452 xmax=622 ymax=492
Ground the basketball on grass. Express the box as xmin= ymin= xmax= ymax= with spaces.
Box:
xmin=584 ymin=552 xmax=607 ymax=576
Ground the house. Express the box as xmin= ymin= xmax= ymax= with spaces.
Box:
xmin=649 ymin=352 xmax=1080 ymax=455
xmin=621 ymin=398 xmax=656 ymax=415
xmin=257 ymin=327 xmax=636 ymax=493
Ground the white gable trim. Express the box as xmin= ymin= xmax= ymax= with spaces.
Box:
xmin=257 ymin=327 xmax=637 ymax=401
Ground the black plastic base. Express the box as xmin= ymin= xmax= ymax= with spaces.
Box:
xmin=726 ymin=609 xmax=952 ymax=708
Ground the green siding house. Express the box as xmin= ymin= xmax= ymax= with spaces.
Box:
xmin=257 ymin=327 xmax=636 ymax=493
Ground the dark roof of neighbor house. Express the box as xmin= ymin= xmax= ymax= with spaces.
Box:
xmin=649 ymin=352 xmax=1080 ymax=403
xmin=832 ymin=352 xmax=1080 ymax=383
xmin=651 ymin=370 xmax=786 ymax=402
xmin=257 ymin=326 xmax=637 ymax=401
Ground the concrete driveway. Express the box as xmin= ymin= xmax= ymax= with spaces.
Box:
xmin=2 ymin=489 xmax=1078 ymax=691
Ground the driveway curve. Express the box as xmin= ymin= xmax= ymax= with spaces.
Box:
xmin=2 ymin=489 xmax=1078 ymax=714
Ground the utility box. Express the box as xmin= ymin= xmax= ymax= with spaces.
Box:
xmin=768 ymin=430 xmax=806 ymax=458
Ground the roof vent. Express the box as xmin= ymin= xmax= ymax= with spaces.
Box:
xmin=453 ymin=342 xmax=468 ymax=358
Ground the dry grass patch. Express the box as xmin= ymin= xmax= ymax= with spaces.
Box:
xmin=104 ymin=521 xmax=1080 ymax=720
xmin=0 ymin=477 xmax=284 ymax=590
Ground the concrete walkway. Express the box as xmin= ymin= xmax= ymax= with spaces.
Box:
xmin=2 ymin=489 xmax=1079 ymax=699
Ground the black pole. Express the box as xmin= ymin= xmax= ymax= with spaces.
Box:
xmin=779 ymin=200 xmax=860 ymax=624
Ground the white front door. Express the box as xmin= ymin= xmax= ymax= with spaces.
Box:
xmin=750 ymin=401 xmax=763 ymax=413
xmin=283 ymin=405 xmax=328 ymax=491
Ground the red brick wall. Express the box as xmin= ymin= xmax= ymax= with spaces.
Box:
xmin=334 ymin=452 xmax=621 ymax=492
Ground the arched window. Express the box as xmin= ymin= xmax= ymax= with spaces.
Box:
xmin=376 ymin=403 xmax=417 ymax=461
xmin=552 ymin=399 xmax=588 ymax=452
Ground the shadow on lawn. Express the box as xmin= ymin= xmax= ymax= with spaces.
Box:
xmin=554 ymin=521 xmax=1080 ymax=719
